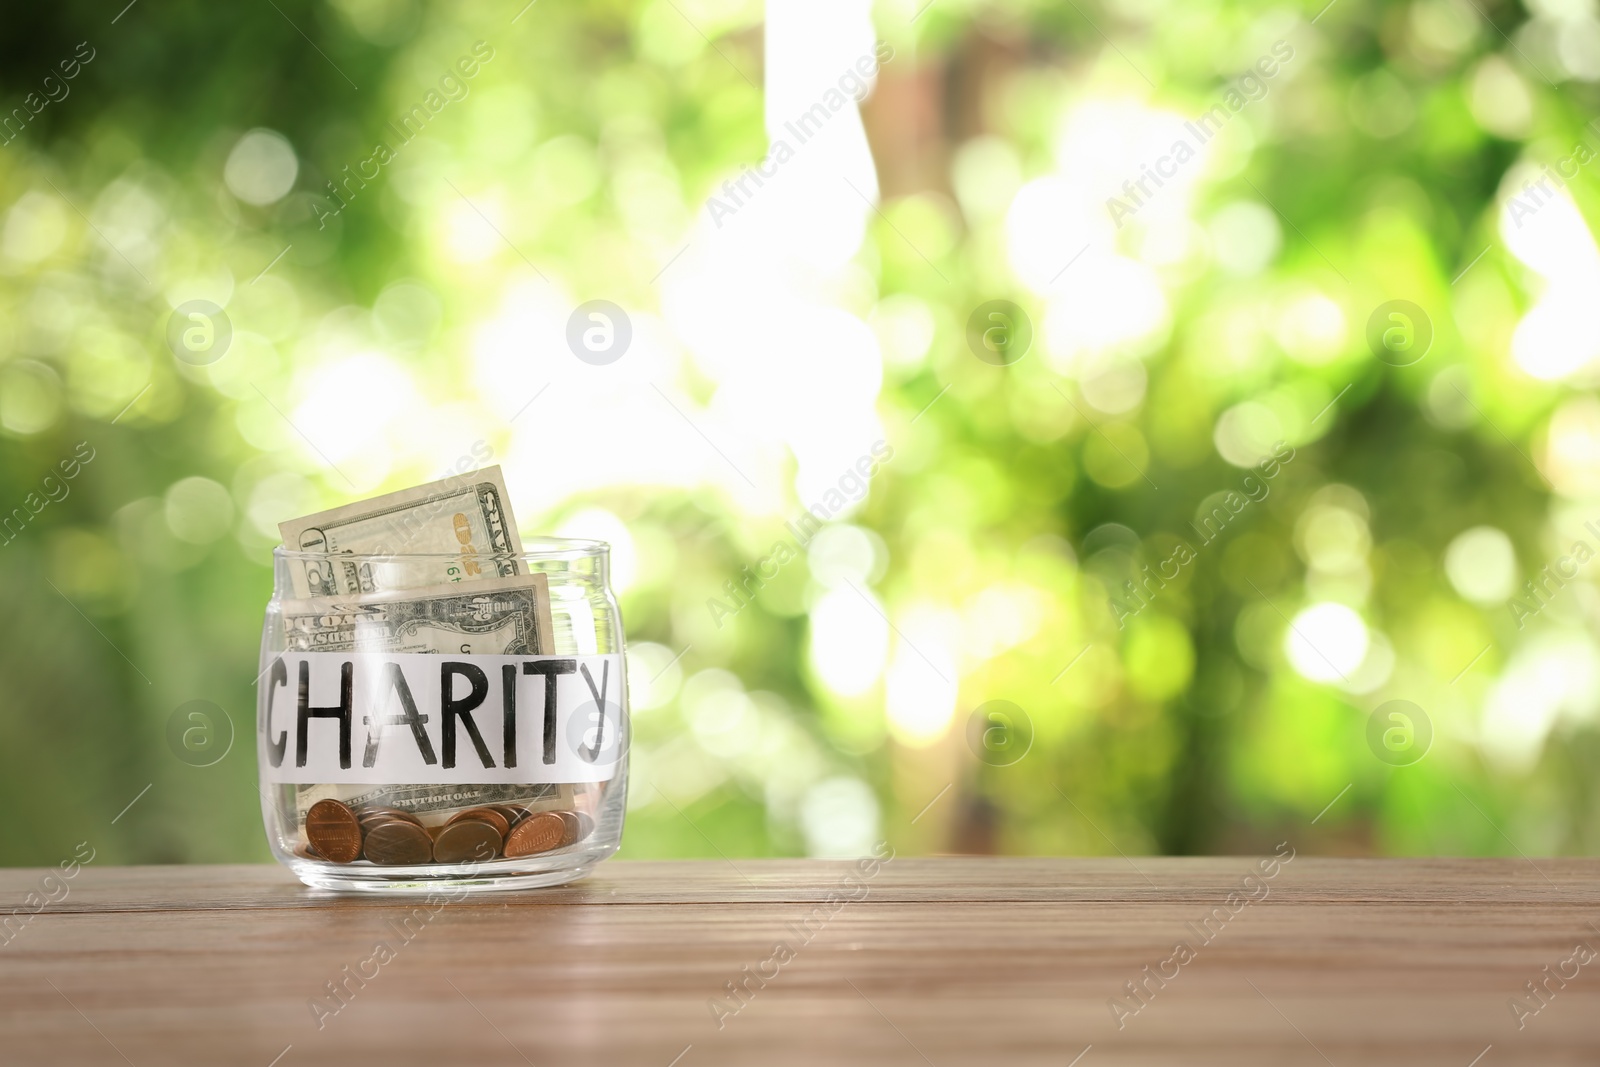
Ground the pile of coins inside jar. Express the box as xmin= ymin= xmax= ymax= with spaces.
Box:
xmin=302 ymin=798 xmax=594 ymax=866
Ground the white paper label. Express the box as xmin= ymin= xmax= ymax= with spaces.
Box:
xmin=259 ymin=652 xmax=625 ymax=785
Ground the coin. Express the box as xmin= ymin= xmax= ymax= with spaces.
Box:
xmin=447 ymin=807 xmax=510 ymax=838
xmin=433 ymin=818 xmax=504 ymax=864
xmin=306 ymin=799 xmax=363 ymax=863
xmin=357 ymin=805 xmax=422 ymax=824
xmin=504 ymin=811 xmax=566 ymax=857
xmin=362 ymin=818 xmax=434 ymax=865
xmin=490 ymin=805 xmax=524 ymax=826
xmin=574 ymin=812 xmax=595 ymax=840
xmin=358 ymin=815 xmax=408 ymax=835
xmin=556 ymin=810 xmax=580 ymax=846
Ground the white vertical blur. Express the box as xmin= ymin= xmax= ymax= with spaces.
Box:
xmin=1498 ymin=161 xmax=1600 ymax=380
xmin=662 ymin=0 xmax=886 ymax=532
xmin=762 ymin=0 xmax=880 ymax=265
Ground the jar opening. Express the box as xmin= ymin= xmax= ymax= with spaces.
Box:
xmin=272 ymin=535 xmax=609 ymax=564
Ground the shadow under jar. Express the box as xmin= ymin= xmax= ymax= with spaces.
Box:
xmin=257 ymin=539 xmax=628 ymax=893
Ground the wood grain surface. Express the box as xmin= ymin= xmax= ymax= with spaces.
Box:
xmin=2 ymin=858 xmax=1598 ymax=1066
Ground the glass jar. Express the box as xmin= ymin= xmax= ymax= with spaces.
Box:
xmin=256 ymin=539 xmax=628 ymax=893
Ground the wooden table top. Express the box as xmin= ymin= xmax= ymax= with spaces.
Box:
xmin=3 ymin=857 xmax=1599 ymax=1066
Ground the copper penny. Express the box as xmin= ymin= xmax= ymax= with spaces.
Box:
xmin=433 ymin=818 xmax=503 ymax=864
xmin=362 ymin=819 xmax=434 ymax=865
xmin=357 ymin=806 xmax=422 ymax=827
xmin=359 ymin=815 xmax=408 ymax=836
xmin=447 ymin=807 xmax=510 ymax=838
xmin=491 ymin=805 xmax=525 ymax=827
xmin=306 ymin=799 xmax=363 ymax=863
xmin=504 ymin=811 xmax=566 ymax=857
xmin=555 ymin=810 xmax=580 ymax=846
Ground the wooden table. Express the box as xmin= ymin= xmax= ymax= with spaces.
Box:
xmin=3 ymin=858 xmax=1598 ymax=1065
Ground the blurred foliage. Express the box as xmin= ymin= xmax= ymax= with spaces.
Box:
xmin=2 ymin=0 xmax=1598 ymax=868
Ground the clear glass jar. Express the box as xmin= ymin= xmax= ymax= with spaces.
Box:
xmin=256 ymin=539 xmax=628 ymax=893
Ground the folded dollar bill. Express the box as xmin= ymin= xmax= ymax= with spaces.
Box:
xmin=278 ymin=465 xmax=524 ymax=600
xmin=280 ymin=573 xmax=555 ymax=657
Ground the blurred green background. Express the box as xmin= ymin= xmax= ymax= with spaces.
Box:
xmin=2 ymin=0 xmax=1596 ymax=867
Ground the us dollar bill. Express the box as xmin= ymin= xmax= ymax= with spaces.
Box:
xmin=278 ymin=465 xmax=524 ymax=599
xmin=280 ymin=573 xmax=555 ymax=657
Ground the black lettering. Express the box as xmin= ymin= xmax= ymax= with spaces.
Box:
xmin=578 ymin=660 xmax=610 ymax=763
xmin=501 ymin=664 xmax=517 ymax=769
xmin=297 ymin=661 xmax=354 ymax=768
xmin=265 ymin=657 xmax=289 ymax=767
xmin=362 ymin=662 xmax=436 ymax=767
xmin=523 ymin=659 xmax=577 ymax=765
xmin=441 ymin=662 xmax=494 ymax=769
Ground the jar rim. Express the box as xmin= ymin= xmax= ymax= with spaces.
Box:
xmin=272 ymin=535 xmax=609 ymax=563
